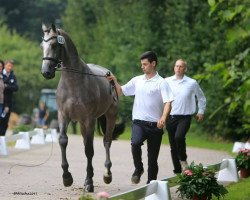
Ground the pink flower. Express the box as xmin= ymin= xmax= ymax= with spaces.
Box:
xmin=240 ymin=148 xmax=250 ymax=154
xmin=96 ymin=191 xmax=110 ymax=200
xmin=184 ymin=169 xmax=193 ymax=176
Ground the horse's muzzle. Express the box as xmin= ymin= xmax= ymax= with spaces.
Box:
xmin=41 ymin=63 xmax=56 ymax=79
xmin=41 ymin=70 xmax=55 ymax=79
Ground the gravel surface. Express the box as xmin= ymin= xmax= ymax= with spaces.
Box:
xmin=0 ymin=134 xmax=232 ymax=200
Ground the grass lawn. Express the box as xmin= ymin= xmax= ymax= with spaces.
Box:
xmin=213 ymin=177 xmax=250 ymax=200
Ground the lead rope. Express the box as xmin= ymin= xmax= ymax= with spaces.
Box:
xmin=56 ymin=68 xmax=118 ymax=101
xmin=106 ymin=71 xmax=118 ymax=102
xmin=55 ymin=67 xmax=106 ymax=77
xmin=8 ymin=132 xmax=54 ymax=174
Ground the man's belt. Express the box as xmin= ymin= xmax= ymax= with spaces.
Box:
xmin=133 ymin=119 xmax=157 ymax=127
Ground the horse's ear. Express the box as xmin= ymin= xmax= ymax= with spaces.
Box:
xmin=51 ymin=24 xmax=57 ymax=33
xmin=42 ymin=23 xmax=48 ymax=32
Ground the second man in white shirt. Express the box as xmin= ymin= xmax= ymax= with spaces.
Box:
xmin=165 ymin=59 xmax=206 ymax=173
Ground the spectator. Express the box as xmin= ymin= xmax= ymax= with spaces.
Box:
xmin=0 ymin=60 xmax=8 ymax=118
xmin=38 ymin=101 xmax=49 ymax=127
xmin=0 ymin=60 xmax=18 ymax=136
xmin=165 ymin=59 xmax=206 ymax=173
xmin=107 ymin=51 xmax=173 ymax=184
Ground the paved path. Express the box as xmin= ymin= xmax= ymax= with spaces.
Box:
xmin=0 ymin=134 xmax=232 ymax=200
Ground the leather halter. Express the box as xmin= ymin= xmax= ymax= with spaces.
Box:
xmin=42 ymin=33 xmax=63 ymax=68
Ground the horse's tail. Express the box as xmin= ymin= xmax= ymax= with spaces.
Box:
xmin=97 ymin=115 xmax=126 ymax=140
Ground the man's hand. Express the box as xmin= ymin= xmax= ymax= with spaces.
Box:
xmin=105 ymin=72 xmax=123 ymax=96
xmin=106 ymin=72 xmax=117 ymax=83
xmin=157 ymin=116 xmax=166 ymax=129
xmin=157 ymin=102 xmax=171 ymax=129
xmin=196 ymin=113 xmax=204 ymax=122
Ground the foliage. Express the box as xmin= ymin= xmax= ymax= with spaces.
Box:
xmin=195 ymin=0 xmax=250 ymax=140
xmin=161 ymin=0 xmax=223 ymax=75
xmin=177 ymin=162 xmax=228 ymax=200
xmin=12 ymin=124 xmax=32 ymax=134
xmin=235 ymin=148 xmax=250 ymax=170
xmin=64 ymin=0 xmax=153 ymax=78
xmin=0 ymin=0 xmax=67 ymax=41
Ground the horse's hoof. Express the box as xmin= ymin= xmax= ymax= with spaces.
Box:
xmin=103 ymin=173 xmax=112 ymax=184
xmin=84 ymin=184 xmax=94 ymax=192
xmin=63 ymin=172 xmax=73 ymax=187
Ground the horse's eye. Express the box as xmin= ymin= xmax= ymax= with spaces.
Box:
xmin=51 ymin=42 xmax=58 ymax=49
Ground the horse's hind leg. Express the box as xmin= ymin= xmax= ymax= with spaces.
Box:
xmin=103 ymin=133 xmax=113 ymax=184
xmin=59 ymin=120 xmax=73 ymax=187
xmin=81 ymin=121 xmax=95 ymax=192
xmin=103 ymin=105 xmax=117 ymax=184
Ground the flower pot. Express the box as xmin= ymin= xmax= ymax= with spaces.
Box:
xmin=240 ymin=168 xmax=250 ymax=178
xmin=192 ymin=195 xmax=207 ymax=200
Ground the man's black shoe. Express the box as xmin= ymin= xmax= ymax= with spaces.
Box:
xmin=173 ymin=169 xmax=181 ymax=174
xmin=131 ymin=168 xmax=144 ymax=184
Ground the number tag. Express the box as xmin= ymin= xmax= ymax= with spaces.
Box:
xmin=57 ymin=35 xmax=65 ymax=44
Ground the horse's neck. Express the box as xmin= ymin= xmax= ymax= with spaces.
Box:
xmin=60 ymin=33 xmax=86 ymax=70
xmin=60 ymin=59 xmax=90 ymax=87
xmin=62 ymin=57 xmax=89 ymax=74
xmin=59 ymin=32 xmax=91 ymax=89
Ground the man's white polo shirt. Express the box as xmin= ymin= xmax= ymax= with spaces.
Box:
xmin=165 ymin=75 xmax=206 ymax=115
xmin=121 ymin=72 xmax=174 ymax=122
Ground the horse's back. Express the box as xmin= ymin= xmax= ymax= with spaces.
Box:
xmin=87 ymin=63 xmax=110 ymax=74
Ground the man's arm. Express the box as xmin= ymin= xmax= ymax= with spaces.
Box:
xmin=106 ymin=74 xmax=123 ymax=96
xmin=194 ymin=81 xmax=206 ymax=122
xmin=157 ymin=101 xmax=172 ymax=129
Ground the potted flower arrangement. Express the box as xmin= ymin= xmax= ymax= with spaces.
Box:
xmin=176 ymin=162 xmax=228 ymax=200
xmin=235 ymin=148 xmax=250 ymax=178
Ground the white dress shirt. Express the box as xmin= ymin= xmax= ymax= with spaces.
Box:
xmin=122 ymin=72 xmax=174 ymax=122
xmin=165 ymin=75 xmax=206 ymax=115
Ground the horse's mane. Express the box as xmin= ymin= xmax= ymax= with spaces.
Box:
xmin=57 ymin=29 xmax=79 ymax=59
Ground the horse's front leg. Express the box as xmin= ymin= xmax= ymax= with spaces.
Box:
xmin=58 ymin=119 xmax=73 ymax=187
xmin=81 ymin=121 xmax=95 ymax=192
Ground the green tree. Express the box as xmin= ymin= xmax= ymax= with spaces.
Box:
xmin=63 ymin=0 xmax=153 ymax=79
xmin=0 ymin=0 xmax=67 ymax=41
xmin=196 ymin=0 xmax=250 ymax=140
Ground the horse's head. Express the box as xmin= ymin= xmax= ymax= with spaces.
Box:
xmin=40 ymin=24 xmax=65 ymax=79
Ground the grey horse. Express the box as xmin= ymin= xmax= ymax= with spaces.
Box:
xmin=40 ymin=24 xmax=125 ymax=192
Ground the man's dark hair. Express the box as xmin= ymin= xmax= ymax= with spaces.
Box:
xmin=140 ymin=51 xmax=158 ymax=65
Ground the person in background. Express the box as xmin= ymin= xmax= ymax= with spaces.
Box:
xmin=38 ymin=101 xmax=49 ymax=127
xmin=0 ymin=60 xmax=18 ymax=136
xmin=0 ymin=60 xmax=8 ymax=118
xmin=107 ymin=51 xmax=173 ymax=184
xmin=165 ymin=59 xmax=206 ymax=173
